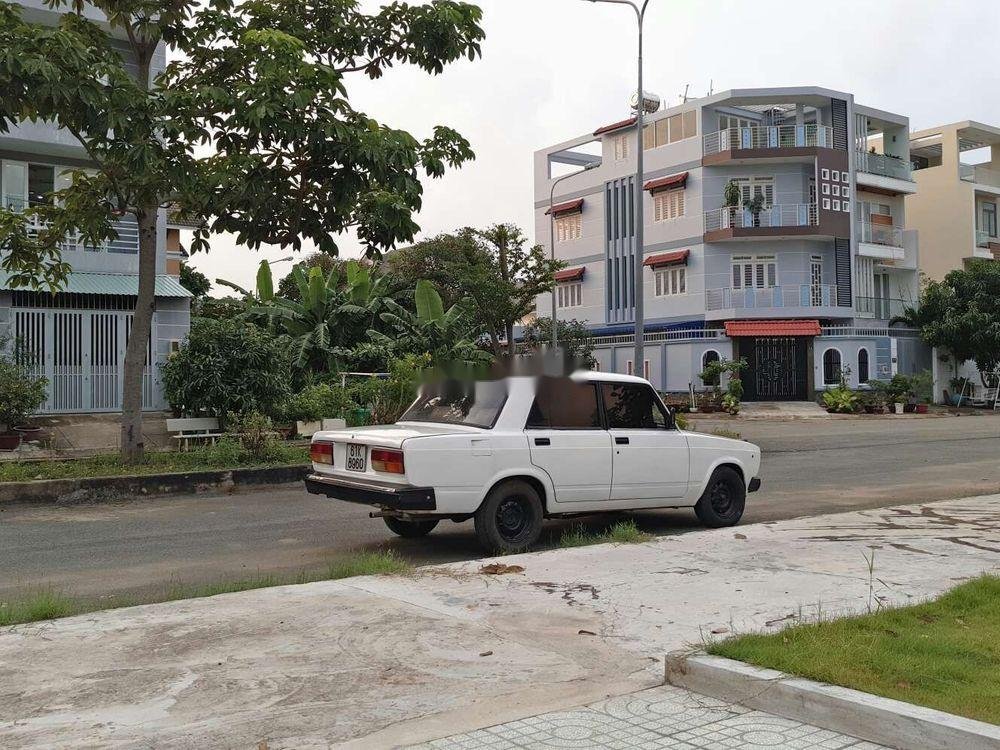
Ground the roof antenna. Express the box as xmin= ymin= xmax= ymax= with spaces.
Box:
xmin=707 ymin=79 xmax=714 ymax=97
xmin=679 ymin=84 xmax=690 ymax=104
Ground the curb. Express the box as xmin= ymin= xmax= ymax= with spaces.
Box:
xmin=665 ymin=653 xmax=1000 ymax=750
xmin=0 ymin=465 xmax=311 ymax=506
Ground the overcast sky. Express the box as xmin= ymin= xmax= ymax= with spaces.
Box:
xmin=188 ymin=0 xmax=1000 ymax=294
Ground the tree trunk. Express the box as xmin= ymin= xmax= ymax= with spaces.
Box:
xmin=120 ymin=208 xmax=159 ymax=463
xmin=506 ymin=321 xmax=515 ymax=357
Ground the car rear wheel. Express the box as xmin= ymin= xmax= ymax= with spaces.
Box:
xmin=474 ymin=480 xmax=544 ymax=553
xmin=694 ymin=467 xmax=746 ymax=527
xmin=383 ymin=517 xmax=439 ymax=538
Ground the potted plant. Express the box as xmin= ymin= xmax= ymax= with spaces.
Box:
xmin=743 ymin=193 xmax=766 ymax=227
xmin=910 ymin=371 xmax=934 ymax=414
xmin=723 ymin=180 xmax=741 ymax=228
xmin=888 ymin=373 xmax=912 ymax=413
xmin=0 ymin=344 xmax=48 ymax=451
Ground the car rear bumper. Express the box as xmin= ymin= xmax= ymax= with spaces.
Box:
xmin=305 ymin=473 xmax=437 ymax=511
xmin=748 ymin=477 xmax=762 ymax=493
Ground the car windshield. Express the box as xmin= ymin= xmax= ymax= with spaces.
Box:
xmin=400 ymin=379 xmax=508 ymax=429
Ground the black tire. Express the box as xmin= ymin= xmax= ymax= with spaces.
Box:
xmin=383 ymin=516 xmax=439 ymax=538
xmin=694 ymin=467 xmax=746 ymax=527
xmin=474 ymin=480 xmax=544 ymax=553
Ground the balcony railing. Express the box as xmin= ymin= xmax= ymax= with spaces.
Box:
xmin=1 ymin=193 xmax=138 ymax=254
xmin=705 ymin=203 xmax=818 ymax=233
xmin=976 ymin=230 xmax=996 ymax=248
xmin=856 ymin=150 xmax=913 ymax=181
xmin=855 ymin=296 xmax=907 ymax=320
xmin=960 ymin=164 xmax=1000 ymax=188
xmin=704 ymin=124 xmax=833 ymax=155
xmin=857 ymin=221 xmax=903 ymax=248
xmin=705 ymin=284 xmax=836 ymax=311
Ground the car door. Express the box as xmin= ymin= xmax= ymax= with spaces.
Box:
xmin=526 ymin=377 xmax=612 ymax=504
xmin=601 ymin=381 xmax=689 ymax=500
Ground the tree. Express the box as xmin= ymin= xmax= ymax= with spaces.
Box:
xmin=521 ymin=318 xmax=597 ymax=369
xmin=909 ymin=260 xmax=1000 ymax=375
xmin=389 ymin=224 xmax=562 ymax=355
xmin=277 ymin=253 xmax=350 ymax=301
xmin=162 ymin=318 xmax=291 ymax=420
xmin=0 ymin=0 xmax=484 ymax=461
xmin=179 ymin=264 xmax=211 ymax=298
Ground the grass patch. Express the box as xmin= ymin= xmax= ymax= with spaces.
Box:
xmin=559 ymin=519 xmax=651 ymax=548
xmin=0 ymin=440 xmax=309 ymax=483
xmin=0 ymin=551 xmax=410 ymax=628
xmin=707 ymin=575 xmax=1000 ymax=725
xmin=711 ymin=429 xmax=742 ymax=440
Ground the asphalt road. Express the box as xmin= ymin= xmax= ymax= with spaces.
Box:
xmin=2 ymin=415 xmax=999 ymax=602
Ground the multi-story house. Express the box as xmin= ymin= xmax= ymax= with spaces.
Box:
xmin=0 ymin=0 xmax=191 ymax=415
xmin=906 ymin=121 xmax=1000 ymax=279
xmin=535 ymin=86 xmax=928 ymax=400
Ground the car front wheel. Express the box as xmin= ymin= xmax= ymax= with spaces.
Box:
xmin=474 ymin=480 xmax=544 ymax=553
xmin=694 ymin=467 xmax=746 ymax=527
xmin=383 ymin=516 xmax=439 ymax=538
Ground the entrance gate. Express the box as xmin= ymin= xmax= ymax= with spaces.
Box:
xmin=741 ymin=336 xmax=809 ymax=401
xmin=13 ymin=309 xmax=157 ymax=414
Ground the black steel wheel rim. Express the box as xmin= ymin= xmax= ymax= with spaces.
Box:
xmin=496 ymin=496 xmax=529 ymax=540
xmin=710 ymin=481 xmax=733 ymax=515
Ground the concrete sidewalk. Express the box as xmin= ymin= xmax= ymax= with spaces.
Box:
xmin=1 ymin=496 xmax=998 ymax=749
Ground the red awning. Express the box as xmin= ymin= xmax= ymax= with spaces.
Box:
xmin=593 ymin=116 xmax=637 ymax=136
xmin=644 ymin=172 xmax=689 ymax=193
xmin=545 ymin=198 xmax=584 ymax=216
xmin=724 ymin=320 xmax=822 ymax=337
xmin=643 ymin=249 xmax=689 ymax=268
xmin=554 ymin=267 xmax=585 ymax=282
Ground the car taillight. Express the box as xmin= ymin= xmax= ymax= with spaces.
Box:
xmin=310 ymin=441 xmax=333 ymax=465
xmin=371 ymin=448 xmax=404 ymax=474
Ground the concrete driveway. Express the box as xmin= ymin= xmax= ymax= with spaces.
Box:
xmin=1 ymin=495 xmax=997 ymax=748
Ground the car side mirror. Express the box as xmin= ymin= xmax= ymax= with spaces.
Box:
xmin=665 ymin=407 xmax=677 ymax=430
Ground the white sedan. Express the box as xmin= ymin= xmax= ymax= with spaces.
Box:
xmin=306 ymin=372 xmax=761 ymax=552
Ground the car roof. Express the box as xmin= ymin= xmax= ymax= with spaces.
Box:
xmin=571 ymin=370 xmax=650 ymax=385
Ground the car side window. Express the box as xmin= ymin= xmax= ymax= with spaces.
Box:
xmin=601 ymin=383 xmax=671 ymax=430
xmin=526 ymin=377 xmax=602 ymax=429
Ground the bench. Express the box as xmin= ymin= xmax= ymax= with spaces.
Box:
xmin=166 ymin=418 xmax=225 ymax=451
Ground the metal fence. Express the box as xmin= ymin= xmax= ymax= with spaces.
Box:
xmin=705 ymin=284 xmax=835 ymax=311
xmin=703 ymin=124 xmax=833 ymax=155
xmin=705 ymin=203 xmax=817 ymax=232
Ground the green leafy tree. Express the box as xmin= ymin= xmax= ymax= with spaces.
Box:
xmin=520 ymin=318 xmax=597 ymax=369
xmin=0 ymin=0 xmax=484 ymax=461
xmin=277 ymin=254 xmax=350 ymax=302
xmin=162 ymin=318 xmax=291 ymax=420
xmin=389 ymin=224 xmax=562 ymax=355
xmin=179 ymin=264 xmax=211 ymax=298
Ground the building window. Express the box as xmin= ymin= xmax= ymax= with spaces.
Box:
xmin=981 ymin=202 xmax=998 ymax=238
xmin=732 ymin=255 xmax=777 ymax=290
xmin=556 ymin=283 xmax=582 ymax=308
xmin=654 ymin=267 xmax=686 ymax=297
xmin=613 ymin=134 xmax=630 ymax=161
xmin=823 ymin=348 xmax=843 ymax=386
xmin=653 ymin=188 xmax=685 ymax=222
xmin=643 ymin=110 xmax=697 ymax=150
xmin=718 ymin=114 xmax=755 ymax=131
xmin=701 ymin=350 xmax=721 ymax=386
xmin=858 ymin=348 xmax=870 ymax=384
xmin=27 ymin=164 xmax=55 ymax=207
xmin=555 ymin=212 xmax=582 ymax=242
xmin=731 ymin=176 xmax=774 ymax=207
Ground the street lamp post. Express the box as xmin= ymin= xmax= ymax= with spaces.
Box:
xmin=585 ymin=0 xmax=651 ymax=376
xmin=549 ymin=160 xmax=602 ymax=350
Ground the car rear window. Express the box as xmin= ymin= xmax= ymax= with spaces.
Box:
xmin=400 ymin=379 xmax=507 ymax=429
xmin=526 ymin=377 xmax=601 ymax=429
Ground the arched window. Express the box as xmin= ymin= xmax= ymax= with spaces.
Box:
xmin=857 ymin=348 xmax=870 ymax=384
xmin=823 ymin=348 xmax=843 ymax=386
xmin=701 ymin=350 xmax=721 ymax=386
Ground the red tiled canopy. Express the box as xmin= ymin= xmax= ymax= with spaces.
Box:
xmin=545 ymin=198 xmax=584 ymax=216
xmin=593 ymin=116 xmax=637 ymax=136
xmin=643 ymin=172 xmax=689 ymax=193
xmin=554 ymin=266 xmax=585 ymax=283
xmin=643 ymin=249 xmax=689 ymax=268
xmin=724 ymin=320 xmax=822 ymax=337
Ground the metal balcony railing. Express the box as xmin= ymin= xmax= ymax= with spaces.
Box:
xmin=705 ymin=203 xmax=818 ymax=232
xmin=705 ymin=284 xmax=836 ymax=311
xmin=1 ymin=193 xmax=138 ymax=254
xmin=856 ymin=150 xmax=913 ymax=181
xmin=704 ymin=124 xmax=833 ymax=155
xmin=857 ymin=221 xmax=904 ymax=248
xmin=855 ymin=296 xmax=907 ymax=320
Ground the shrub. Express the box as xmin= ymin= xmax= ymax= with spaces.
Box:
xmin=282 ymin=384 xmax=357 ymax=423
xmin=0 ymin=339 xmax=48 ymax=429
xmin=348 ymin=354 xmax=428 ymax=425
xmin=162 ymin=318 xmax=291 ymax=419
xmin=822 ymin=387 xmax=858 ymax=413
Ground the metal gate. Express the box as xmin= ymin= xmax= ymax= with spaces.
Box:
xmin=742 ymin=336 xmax=808 ymax=401
xmin=13 ymin=308 xmax=157 ymax=414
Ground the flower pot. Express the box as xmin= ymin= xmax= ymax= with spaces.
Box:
xmin=893 ymin=403 xmax=904 ymax=414
xmin=903 ymin=404 xmax=916 ymax=413
xmin=14 ymin=425 xmax=43 ymax=437
xmin=915 ymin=404 xmax=929 ymax=414
xmin=0 ymin=433 xmax=21 ymax=451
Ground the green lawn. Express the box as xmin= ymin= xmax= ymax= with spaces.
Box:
xmin=0 ymin=551 xmax=409 ymax=628
xmin=708 ymin=575 xmax=1000 ymax=725
xmin=0 ymin=441 xmax=309 ymax=483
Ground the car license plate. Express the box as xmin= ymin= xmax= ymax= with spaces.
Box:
xmin=346 ymin=444 xmax=367 ymax=472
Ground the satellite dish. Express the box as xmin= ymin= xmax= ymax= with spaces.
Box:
xmin=630 ymin=91 xmax=661 ymax=114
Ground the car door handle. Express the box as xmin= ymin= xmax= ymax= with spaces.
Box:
xmin=615 ymin=437 xmax=630 ymax=445
xmin=534 ymin=437 xmax=551 ymax=446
